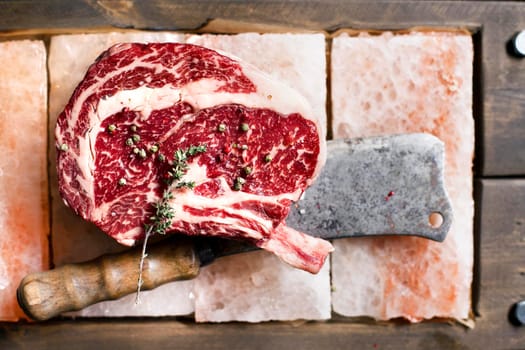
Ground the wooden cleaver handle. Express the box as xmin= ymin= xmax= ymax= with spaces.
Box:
xmin=17 ymin=236 xmax=200 ymax=321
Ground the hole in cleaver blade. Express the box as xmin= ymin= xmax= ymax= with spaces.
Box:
xmin=287 ymin=133 xmax=453 ymax=242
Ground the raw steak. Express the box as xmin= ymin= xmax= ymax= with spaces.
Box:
xmin=49 ymin=32 xmax=195 ymax=317
xmin=0 ymin=40 xmax=49 ymax=321
xmin=330 ymin=32 xmax=474 ymax=321
xmin=55 ymin=42 xmax=332 ymax=273
xmin=187 ymin=33 xmax=331 ymax=322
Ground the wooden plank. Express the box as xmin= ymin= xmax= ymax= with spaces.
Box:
xmin=0 ymin=1 xmax=104 ymax=30
xmin=0 ymin=1 xmax=523 ymax=174
xmin=1 ymin=179 xmax=524 ymax=349
xmin=476 ymin=5 xmax=525 ymax=176
xmin=475 ymin=179 xmax=525 ymax=332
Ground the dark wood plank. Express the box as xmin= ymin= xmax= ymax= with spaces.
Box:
xmin=473 ymin=179 xmax=525 ymax=347
xmin=0 ymin=0 xmax=523 ymax=175
xmin=1 ymin=179 xmax=524 ymax=349
xmin=478 ymin=6 xmax=525 ymax=176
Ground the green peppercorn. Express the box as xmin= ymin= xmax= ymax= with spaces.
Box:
xmin=264 ymin=154 xmax=272 ymax=163
xmin=118 ymin=178 xmax=127 ymax=186
xmin=59 ymin=143 xmax=69 ymax=151
xmin=149 ymin=144 xmax=159 ymax=153
xmin=241 ymin=144 xmax=248 ymax=150
xmin=243 ymin=166 xmax=252 ymax=175
xmin=130 ymin=125 xmax=137 ymax=132
xmin=133 ymin=147 xmax=140 ymax=154
xmin=217 ymin=123 xmax=226 ymax=132
xmin=126 ymin=138 xmax=134 ymax=147
xmin=138 ymin=149 xmax=147 ymax=158
xmin=233 ymin=177 xmax=246 ymax=191
xmin=107 ymin=124 xmax=117 ymax=132
xmin=241 ymin=123 xmax=249 ymax=132
xmin=132 ymin=134 xmax=140 ymax=143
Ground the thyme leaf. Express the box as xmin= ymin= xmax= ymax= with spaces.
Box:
xmin=136 ymin=144 xmax=207 ymax=303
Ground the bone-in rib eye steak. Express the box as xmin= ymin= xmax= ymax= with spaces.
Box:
xmin=55 ymin=43 xmax=332 ymax=273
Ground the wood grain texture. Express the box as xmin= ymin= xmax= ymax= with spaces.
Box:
xmin=0 ymin=1 xmax=523 ymax=175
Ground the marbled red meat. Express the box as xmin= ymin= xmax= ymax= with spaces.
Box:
xmin=55 ymin=42 xmax=331 ymax=273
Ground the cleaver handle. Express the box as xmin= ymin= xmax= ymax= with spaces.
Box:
xmin=16 ymin=236 xmax=200 ymax=321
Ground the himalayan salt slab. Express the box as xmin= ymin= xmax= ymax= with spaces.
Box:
xmin=49 ymin=32 xmax=194 ymax=317
xmin=330 ymin=32 xmax=474 ymax=321
xmin=0 ymin=40 xmax=49 ymax=321
xmin=194 ymin=250 xmax=331 ymax=322
xmin=187 ymin=33 xmax=330 ymax=322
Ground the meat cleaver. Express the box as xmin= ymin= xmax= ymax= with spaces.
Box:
xmin=17 ymin=133 xmax=453 ymax=321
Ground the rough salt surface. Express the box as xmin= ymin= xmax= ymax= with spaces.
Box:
xmin=0 ymin=40 xmax=49 ymax=321
xmin=49 ymin=32 xmax=194 ymax=317
xmin=195 ymin=250 xmax=331 ymax=322
xmin=330 ymin=32 xmax=474 ymax=321
xmin=187 ymin=33 xmax=331 ymax=322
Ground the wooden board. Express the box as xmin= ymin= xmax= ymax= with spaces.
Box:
xmin=1 ymin=0 xmax=525 ymax=348
xmin=0 ymin=1 xmax=523 ymax=176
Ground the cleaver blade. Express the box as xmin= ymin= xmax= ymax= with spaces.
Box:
xmin=288 ymin=132 xmax=452 ymax=242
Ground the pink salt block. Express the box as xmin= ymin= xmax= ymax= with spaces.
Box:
xmin=194 ymin=250 xmax=331 ymax=322
xmin=0 ymin=40 xmax=49 ymax=321
xmin=330 ymin=31 xmax=474 ymax=322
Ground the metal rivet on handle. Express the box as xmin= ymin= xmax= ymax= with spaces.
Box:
xmin=509 ymin=300 xmax=525 ymax=326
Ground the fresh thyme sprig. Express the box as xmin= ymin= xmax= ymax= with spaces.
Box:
xmin=135 ymin=144 xmax=207 ymax=303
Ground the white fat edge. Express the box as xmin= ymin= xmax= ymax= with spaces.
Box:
xmin=171 ymin=193 xmax=267 ymax=241
xmin=63 ymin=53 xmax=163 ymax=134
xmin=115 ymin=234 xmax=139 ymax=246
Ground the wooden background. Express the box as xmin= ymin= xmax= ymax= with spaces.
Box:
xmin=0 ymin=0 xmax=524 ymax=349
